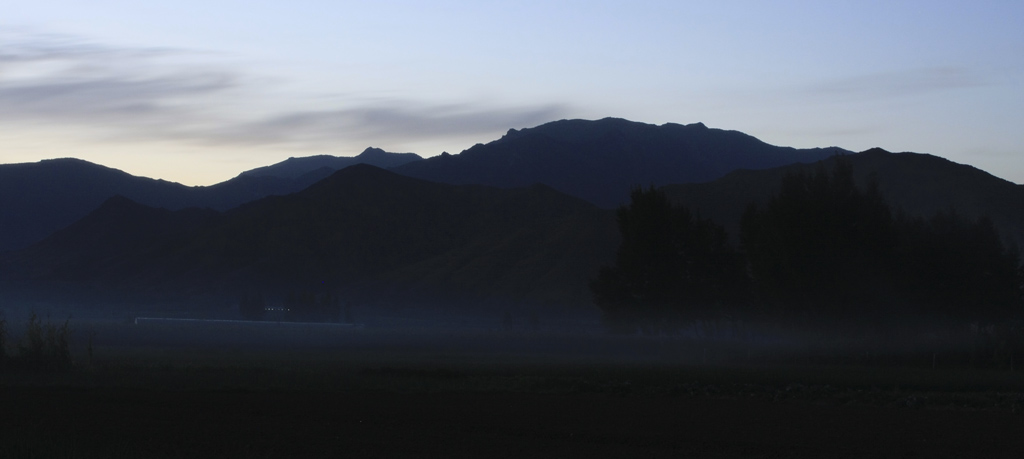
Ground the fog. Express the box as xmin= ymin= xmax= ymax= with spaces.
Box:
xmin=4 ymin=297 xmax=1022 ymax=458
xmin=2 ymin=299 xmax=1013 ymax=373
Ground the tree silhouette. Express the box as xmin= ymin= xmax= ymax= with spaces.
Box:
xmin=896 ymin=211 xmax=1022 ymax=320
xmin=740 ymin=157 xmax=1022 ymax=322
xmin=740 ymin=158 xmax=897 ymax=318
xmin=591 ymin=186 xmax=747 ymax=332
xmin=0 ymin=312 xmax=7 ymax=369
xmin=14 ymin=312 xmax=72 ymax=371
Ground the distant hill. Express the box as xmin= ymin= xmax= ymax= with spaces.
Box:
xmin=7 ymin=148 xmax=1024 ymax=314
xmin=0 ymin=149 xmax=422 ymax=252
xmin=663 ymin=148 xmax=1024 ymax=249
xmin=9 ymin=119 xmax=1024 ymax=315
xmin=391 ymin=118 xmax=846 ymax=208
xmin=0 ymin=158 xmax=195 ymax=252
xmin=240 ymin=147 xmax=423 ymax=179
xmin=0 ymin=119 xmax=840 ymax=252
xmin=9 ymin=195 xmax=221 ymax=281
xmin=2 ymin=165 xmax=618 ymax=309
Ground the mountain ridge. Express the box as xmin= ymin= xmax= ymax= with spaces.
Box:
xmin=663 ymin=148 xmax=1024 ymax=249
xmin=391 ymin=117 xmax=847 ymax=208
xmin=239 ymin=147 xmax=423 ymax=179
xmin=0 ymin=150 xmax=422 ymax=251
xmin=0 ymin=118 xmax=847 ymax=251
xmin=4 ymin=128 xmax=1024 ymax=315
xmin=3 ymin=165 xmax=617 ymax=309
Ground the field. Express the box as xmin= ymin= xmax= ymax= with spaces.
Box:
xmin=2 ymin=316 xmax=1024 ymax=458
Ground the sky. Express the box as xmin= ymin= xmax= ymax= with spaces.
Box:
xmin=1 ymin=0 xmax=1022 ymax=186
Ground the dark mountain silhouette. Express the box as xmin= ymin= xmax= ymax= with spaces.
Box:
xmin=3 ymin=165 xmax=617 ymax=308
xmin=6 ymin=147 xmax=1024 ymax=316
xmin=7 ymin=118 xmax=1024 ymax=317
xmin=391 ymin=118 xmax=846 ymax=208
xmin=0 ymin=149 xmax=422 ymax=252
xmin=663 ymin=148 xmax=1024 ymax=250
xmin=0 ymin=119 xmax=838 ymax=252
xmin=7 ymin=195 xmax=220 ymax=281
xmin=0 ymin=158 xmax=195 ymax=252
xmin=239 ymin=147 xmax=423 ymax=179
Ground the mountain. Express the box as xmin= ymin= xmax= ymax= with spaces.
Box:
xmin=3 ymin=165 xmax=618 ymax=308
xmin=0 ymin=119 xmax=837 ymax=252
xmin=8 ymin=147 xmax=1024 ymax=313
xmin=240 ymin=147 xmax=423 ymax=179
xmin=0 ymin=158 xmax=197 ymax=252
xmin=391 ymin=118 xmax=846 ymax=208
xmin=663 ymin=148 xmax=1024 ymax=249
xmin=7 ymin=195 xmax=221 ymax=282
xmin=0 ymin=149 xmax=422 ymax=252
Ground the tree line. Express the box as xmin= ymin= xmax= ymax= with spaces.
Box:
xmin=0 ymin=312 xmax=73 ymax=372
xmin=591 ymin=158 xmax=1023 ymax=333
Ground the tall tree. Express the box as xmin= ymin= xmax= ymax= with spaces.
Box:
xmin=896 ymin=211 xmax=1022 ymax=320
xmin=740 ymin=158 xmax=898 ymax=318
xmin=591 ymin=186 xmax=746 ymax=332
xmin=741 ymin=157 xmax=1022 ymax=322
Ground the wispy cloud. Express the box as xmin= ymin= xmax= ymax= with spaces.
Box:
xmin=804 ymin=67 xmax=986 ymax=100
xmin=201 ymin=103 xmax=567 ymax=147
xmin=0 ymin=34 xmax=172 ymax=66
xmin=0 ymin=34 xmax=240 ymax=131
xmin=0 ymin=32 xmax=566 ymax=150
xmin=0 ymin=74 xmax=237 ymax=122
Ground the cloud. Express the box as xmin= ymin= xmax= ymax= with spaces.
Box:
xmin=0 ymin=34 xmax=238 ymax=130
xmin=804 ymin=67 xmax=987 ymax=100
xmin=201 ymin=102 xmax=568 ymax=147
xmin=0 ymin=74 xmax=236 ymax=121
xmin=0 ymin=34 xmax=172 ymax=66
xmin=0 ymin=32 xmax=567 ymax=151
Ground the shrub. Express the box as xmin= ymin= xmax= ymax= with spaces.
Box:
xmin=14 ymin=312 xmax=72 ymax=371
xmin=0 ymin=312 xmax=7 ymax=368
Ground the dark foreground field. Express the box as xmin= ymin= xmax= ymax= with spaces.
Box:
xmin=3 ymin=318 xmax=1024 ymax=458
xmin=5 ymin=383 xmax=1024 ymax=459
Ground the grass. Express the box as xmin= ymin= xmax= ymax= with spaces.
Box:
xmin=3 ymin=317 xmax=1024 ymax=458
xmin=3 ymin=317 xmax=1021 ymax=404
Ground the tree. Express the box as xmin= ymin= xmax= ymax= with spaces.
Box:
xmin=20 ymin=312 xmax=45 ymax=365
xmin=896 ymin=211 xmax=1022 ymax=320
xmin=591 ymin=186 xmax=747 ymax=332
xmin=740 ymin=157 xmax=1022 ymax=322
xmin=15 ymin=312 xmax=72 ymax=371
xmin=740 ymin=158 xmax=898 ymax=318
xmin=0 ymin=311 xmax=7 ymax=368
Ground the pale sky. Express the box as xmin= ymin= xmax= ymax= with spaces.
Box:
xmin=1 ymin=1 xmax=1022 ymax=186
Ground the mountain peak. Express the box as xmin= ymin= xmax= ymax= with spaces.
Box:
xmin=862 ymin=147 xmax=892 ymax=155
xmin=239 ymin=149 xmax=423 ymax=180
xmin=40 ymin=157 xmax=95 ymax=166
xmin=392 ymin=117 xmax=842 ymax=208
xmin=357 ymin=147 xmax=388 ymax=157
